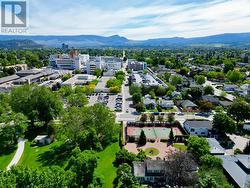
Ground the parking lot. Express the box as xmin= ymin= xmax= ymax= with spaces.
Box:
xmin=88 ymin=93 xmax=123 ymax=112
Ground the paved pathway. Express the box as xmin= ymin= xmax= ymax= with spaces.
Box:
xmin=225 ymin=134 xmax=249 ymax=155
xmin=7 ymin=138 xmax=26 ymax=170
xmin=125 ymin=141 xmax=176 ymax=160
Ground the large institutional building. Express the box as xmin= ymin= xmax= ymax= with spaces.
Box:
xmin=49 ymin=50 xmax=123 ymax=75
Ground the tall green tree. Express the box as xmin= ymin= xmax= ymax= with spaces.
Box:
xmin=213 ymin=112 xmax=236 ymax=134
xmin=10 ymin=85 xmax=63 ymax=125
xmin=195 ymin=75 xmax=206 ymax=85
xmin=138 ymin=130 xmax=147 ymax=146
xmin=204 ymin=85 xmax=214 ymax=95
xmin=132 ymin=93 xmax=142 ymax=105
xmin=114 ymin=163 xmax=139 ymax=188
xmin=62 ymin=104 xmax=116 ymax=148
xmin=228 ymin=100 xmax=250 ymax=125
xmin=187 ymin=136 xmax=210 ymax=161
xmin=0 ymin=126 xmax=17 ymax=154
xmin=67 ymin=93 xmax=88 ymax=107
xmin=66 ymin=151 xmax=97 ymax=187
xmin=226 ymin=70 xmax=243 ymax=83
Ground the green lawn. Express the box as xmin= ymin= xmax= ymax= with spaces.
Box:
xmin=0 ymin=150 xmax=16 ymax=170
xmin=173 ymin=143 xmax=187 ymax=151
xmin=95 ymin=142 xmax=120 ymax=188
xmin=18 ymin=141 xmax=59 ymax=168
xmin=145 ymin=147 xmax=160 ymax=156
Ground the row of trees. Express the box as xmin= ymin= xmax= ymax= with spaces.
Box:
xmin=106 ymin=71 xmax=125 ymax=93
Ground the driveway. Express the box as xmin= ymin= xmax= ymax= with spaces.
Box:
xmin=7 ymin=138 xmax=26 ymax=170
xmin=204 ymin=80 xmax=236 ymax=101
xmin=226 ymin=134 xmax=249 ymax=155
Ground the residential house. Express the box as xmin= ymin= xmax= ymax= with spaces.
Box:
xmin=207 ymin=138 xmax=226 ymax=155
xmin=224 ymin=84 xmax=240 ymax=93
xmin=243 ymin=122 xmax=250 ymax=131
xmin=133 ymin=160 xmax=197 ymax=186
xmin=241 ymin=84 xmax=250 ymax=96
xmin=158 ymin=100 xmax=174 ymax=109
xmin=143 ymin=97 xmax=156 ymax=109
xmin=202 ymin=95 xmax=220 ymax=105
xmin=218 ymin=155 xmax=250 ymax=188
xmin=219 ymin=100 xmax=232 ymax=108
xmin=34 ymin=135 xmax=52 ymax=145
xmin=183 ymin=120 xmax=212 ymax=136
xmin=171 ymin=91 xmax=182 ymax=99
xmin=133 ymin=160 xmax=166 ymax=185
xmin=180 ymin=100 xmax=198 ymax=111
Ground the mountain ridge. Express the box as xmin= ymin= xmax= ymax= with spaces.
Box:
xmin=0 ymin=32 xmax=250 ymax=48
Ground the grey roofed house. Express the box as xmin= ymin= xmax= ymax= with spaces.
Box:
xmin=171 ymin=91 xmax=181 ymax=99
xmin=159 ymin=100 xmax=174 ymax=109
xmin=219 ymin=100 xmax=232 ymax=107
xmin=202 ymin=95 xmax=220 ymax=104
xmin=146 ymin=160 xmax=166 ymax=173
xmin=133 ymin=159 xmax=198 ymax=186
xmin=133 ymin=160 xmax=166 ymax=178
xmin=181 ymin=100 xmax=198 ymax=109
xmin=184 ymin=120 xmax=213 ymax=130
xmin=218 ymin=155 xmax=250 ymax=188
xmin=143 ymin=98 xmax=156 ymax=109
xmin=207 ymin=138 xmax=225 ymax=155
xmin=224 ymin=84 xmax=240 ymax=92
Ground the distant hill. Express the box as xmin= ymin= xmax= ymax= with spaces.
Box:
xmin=0 ymin=39 xmax=43 ymax=49
xmin=0 ymin=33 xmax=250 ymax=48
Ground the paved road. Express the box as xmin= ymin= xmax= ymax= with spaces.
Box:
xmin=7 ymin=138 xmax=26 ymax=170
xmin=204 ymin=80 xmax=236 ymax=101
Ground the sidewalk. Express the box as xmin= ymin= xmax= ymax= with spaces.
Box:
xmin=7 ymin=138 xmax=26 ymax=170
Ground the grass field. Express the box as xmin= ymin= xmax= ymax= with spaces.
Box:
xmin=18 ymin=141 xmax=120 ymax=187
xmin=95 ymin=142 xmax=120 ymax=188
xmin=173 ymin=143 xmax=187 ymax=151
xmin=0 ymin=151 xmax=16 ymax=170
xmin=18 ymin=141 xmax=60 ymax=168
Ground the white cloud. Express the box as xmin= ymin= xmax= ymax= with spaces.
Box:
xmin=27 ymin=0 xmax=250 ymax=39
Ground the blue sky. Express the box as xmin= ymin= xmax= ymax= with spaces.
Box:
xmin=27 ymin=0 xmax=250 ymax=39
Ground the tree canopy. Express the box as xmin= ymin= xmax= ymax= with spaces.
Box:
xmin=187 ymin=136 xmax=210 ymax=161
xmin=228 ymin=99 xmax=250 ymax=124
xmin=61 ymin=104 xmax=117 ymax=149
xmin=213 ymin=112 xmax=236 ymax=134
xmin=10 ymin=85 xmax=63 ymax=125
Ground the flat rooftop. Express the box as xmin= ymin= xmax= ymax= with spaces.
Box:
xmin=62 ymin=74 xmax=97 ymax=86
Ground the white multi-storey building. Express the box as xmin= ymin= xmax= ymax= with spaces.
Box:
xmin=50 ymin=50 xmax=89 ymax=70
xmin=50 ymin=52 xmax=123 ymax=74
xmin=86 ymin=56 xmax=123 ymax=74
xmin=128 ymin=60 xmax=147 ymax=71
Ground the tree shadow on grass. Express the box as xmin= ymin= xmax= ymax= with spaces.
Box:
xmin=37 ymin=142 xmax=75 ymax=167
xmin=0 ymin=146 xmax=17 ymax=156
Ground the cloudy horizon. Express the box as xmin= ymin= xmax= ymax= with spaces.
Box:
xmin=26 ymin=0 xmax=250 ymax=40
